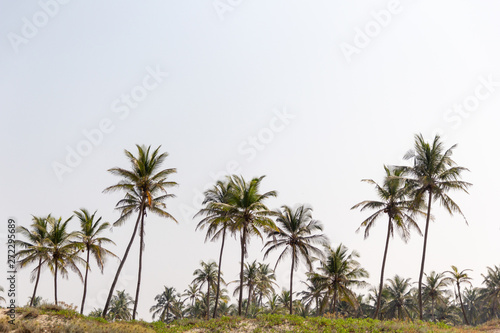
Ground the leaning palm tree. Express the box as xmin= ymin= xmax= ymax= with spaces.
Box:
xmin=102 ymin=145 xmax=178 ymax=319
xmin=352 ymin=166 xmax=423 ymax=319
xmin=74 ymin=208 xmax=117 ymax=315
xmin=263 ymin=204 xmax=327 ymax=314
xmin=192 ymin=260 xmax=220 ymax=320
xmin=423 ymin=271 xmax=449 ymax=322
xmin=444 ymin=266 xmax=472 ymax=325
xmin=399 ymin=134 xmax=471 ymax=319
xmin=195 ymin=179 xmax=235 ymax=318
xmin=16 ymin=215 xmax=50 ymax=307
xmin=224 ymin=175 xmax=277 ymax=315
xmin=315 ymin=244 xmax=369 ymax=315
xmin=383 ymin=275 xmax=416 ymax=320
xmin=45 ymin=215 xmax=84 ymax=305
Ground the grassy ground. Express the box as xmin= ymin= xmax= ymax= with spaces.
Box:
xmin=1 ymin=306 xmax=498 ymax=332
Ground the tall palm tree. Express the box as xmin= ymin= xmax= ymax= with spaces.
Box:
xmin=383 ymin=275 xmax=416 ymax=320
xmin=195 ymin=179 xmax=234 ymax=318
xmin=16 ymin=215 xmax=50 ymax=307
xmin=400 ymin=134 xmax=471 ymax=319
xmin=102 ymin=145 xmax=178 ymax=319
xmin=45 ymin=215 xmax=84 ymax=305
xmin=224 ymin=175 xmax=277 ymax=315
xmin=444 ymin=266 xmax=472 ymax=325
xmin=352 ymin=166 xmax=423 ymax=319
xmin=192 ymin=260 xmax=220 ymax=320
xmin=74 ymin=208 xmax=116 ymax=315
xmin=150 ymin=286 xmax=180 ymax=323
xmin=109 ymin=290 xmax=135 ymax=321
xmin=422 ymin=271 xmax=449 ymax=322
xmin=315 ymin=244 xmax=369 ymax=315
xmin=263 ymin=204 xmax=327 ymax=314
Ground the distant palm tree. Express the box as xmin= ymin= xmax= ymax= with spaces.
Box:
xmin=232 ymin=260 xmax=259 ymax=316
xmin=444 ymin=266 xmax=472 ymax=325
xmin=299 ymin=274 xmax=325 ymax=316
xmin=195 ymin=179 xmax=234 ymax=318
xmin=278 ymin=289 xmax=291 ymax=310
xmin=254 ymin=263 xmax=277 ymax=308
xmin=150 ymin=286 xmax=180 ymax=323
xmin=27 ymin=296 xmax=44 ymax=307
xmin=423 ymin=271 xmax=449 ymax=322
xmin=400 ymin=134 xmax=471 ymax=319
xmin=352 ymin=166 xmax=423 ymax=319
xmin=192 ymin=260 xmax=220 ymax=320
xmin=109 ymin=290 xmax=135 ymax=321
xmin=16 ymin=215 xmax=50 ymax=307
xmin=74 ymin=208 xmax=116 ymax=315
xmin=266 ymin=293 xmax=282 ymax=314
xmin=224 ymin=175 xmax=277 ymax=315
xmin=45 ymin=215 xmax=83 ymax=305
xmin=383 ymin=275 xmax=415 ymax=320
xmin=263 ymin=204 xmax=327 ymax=314
xmin=183 ymin=283 xmax=202 ymax=310
xmin=102 ymin=145 xmax=177 ymax=319
xmin=315 ymin=244 xmax=369 ymax=315
xmin=480 ymin=265 xmax=500 ymax=320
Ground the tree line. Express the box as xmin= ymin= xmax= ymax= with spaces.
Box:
xmin=12 ymin=134 xmax=500 ymax=326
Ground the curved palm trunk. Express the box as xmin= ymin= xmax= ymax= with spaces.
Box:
xmin=80 ymin=246 xmax=91 ymax=314
xmin=418 ymin=191 xmax=433 ymax=320
xmin=374 ymin=216 xmax=392 ymax=319
xmin=30 ymin=258 xmax=43 ymax=307
xmin=102 ymin=201 xmax=144 ymax=318
xmin=457 ymin=282 xmax=469 ymax=325
xmin=54 ymin=262 xmax=58 ymax=305
xmin=132 ymin=208 xmax=146 ymax=320
xmin=289 ymin=251 xmax=295 ymax=315
xmin=212 ymin=227 xmax=226 ymax=318
xmin=238 ymin=226 xmax=247 ymax=316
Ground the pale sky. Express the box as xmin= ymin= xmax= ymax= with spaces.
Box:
xmin=1 ymin=0 xmax=500 ymax=321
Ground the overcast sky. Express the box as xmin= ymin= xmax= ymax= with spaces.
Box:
xmin=2 ymin=0 xmax=500 ymax=321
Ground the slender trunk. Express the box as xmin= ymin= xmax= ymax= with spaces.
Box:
xmin=80 ymin=247 xmax=90 ymax=314
xmin=315 ymin=296 xmax=319 ymax=316
xmin=374 ymin=216 xmax=392 ymax=319
xmin=238 ymin=227 xmax=247 ymax=316
xmin=166 ymin=303 xmax=170 ymax=323
xmin=418 ymin=191 xmax=433 ymax=320
xmin=333 ymin=288 xmax=338 ymax=316
xmin=245 ymin=284 xmax=252 ymax=316
xmin=457 ymin=282 xmax=470 ymax=325
xmin=102 ymin=201 xmax=144 ymax=318
xmin=289 ymin=250 xmax=295 ymax=315
xmin=54 ymin=262 xmax=58 ymax=305
xmin=30 ymin=258 xmax=42 ymax=307
xmin=213 ymin=227 xmax=226 ymax=318
xmin=432 ymin=297 xmax=435 ymax=322
xmin=206 ymin=281 xmax=210 ymax=320
xmin=133 ymin=208 xmax=146 ymax=320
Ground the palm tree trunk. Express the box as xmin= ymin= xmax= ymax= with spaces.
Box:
xmin=102 ymin=201 xmax=144 ymax=318
xmin=245 ymin=285 xmax=252 ymax=316
xmin=418 ymin=191 xmax=433 ymax=320
xmin=213 ymin=227 xmax=226 ymax=318
xmin=289 ymin=252 xmax=295 ymax=315
xmin=238 ymin=227 xmax=247 ymax=316
xmin=374 ymin=216 xmax=392 ymax=319
xmin=54 ymin=262 xmax=58 ymax=305
xmin=457 ymin=282 xmax=469 ymax=325
xmin=132 ymin=208 xmax=146 ymax=320
xmin=432 ymin=298 xmax=435 ymax=322
xmin=206 ymin=282 xmax=211 ymax=320
xmin=80 ymin=247 xmax=90 ymax=314
xmin=333 ymin=288 xmax=338 ymax=316
xmin=30 ymin=258 xmax=42 ymax=307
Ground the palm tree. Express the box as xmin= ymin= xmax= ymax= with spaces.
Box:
xmin=422 ymin=271 xmax=449 ymax=322
xmin=150 ymin=286 xmax=180 ymax=322
xmin=383 ymin=275 xmax=416 ymax=320
xmin=102 ymin=145 xmax=178 ymax=319
xmin=108 ymin=290 xmax=135 ymax=321
xmin=224 ymin=175 xmax=277 ymax=315
xmin=254 ymin=262 xmax=277 ymax=308
xmin=352 ymin=166 xmax=423 ymax=319
xmin=74 ymin=208 xmax=116 ymax=315
xmin=16 ymin=215 xmax=50 ymax=307
xmin=192 ymin=260 xmax=220 ymax=319
xmin=45 ymin=215 xmax=84 ymax=305
xmin=232 ymin=260 xmax=260 ymax=316
xmin=299 ymin=274 xmax=325 ymax=316
xmin=195 ymin=179 xmax=234 ymax=318
xmin=315 ymin=244 xmax=369 ymax=315
xmin=400 ymin=134 xmax=471 ymax=319
xmin=263 ymin=204 xmax=327 ymax=314
xmin=183 ymin=283 xmax=202 ymax=310
xmin=480 ymin=265 xmax=500 ymax=320
xmin=444 ymin=266 xmax=472 ymax=325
